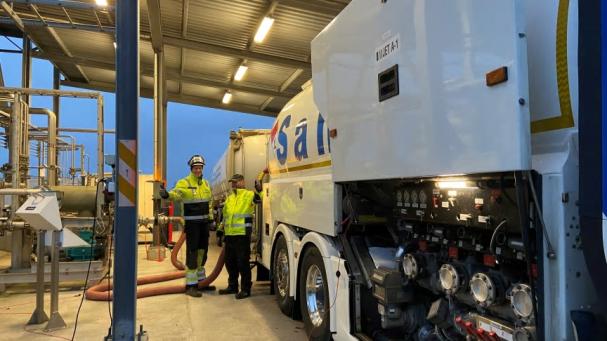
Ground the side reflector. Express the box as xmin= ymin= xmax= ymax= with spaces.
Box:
xmin=486 ymin=66 xmax=508 ymax=86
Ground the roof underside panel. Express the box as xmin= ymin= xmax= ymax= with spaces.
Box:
xmin=186 ymin=0 xmax=264 ymax=50
xmin=0 ymin=0 xmax=350 ymax=116
xmin=182 ymin=49 xmax=239 ymax=81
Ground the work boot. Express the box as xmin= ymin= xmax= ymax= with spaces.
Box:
xmin=218 ymin=287 xmax=238 ymax=295
xmin=185 ymin=286 xmax=202 ymax=297
xmin=235 ymin=291 xmax=251 ymax=300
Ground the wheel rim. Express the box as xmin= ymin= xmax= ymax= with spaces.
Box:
xmin=305 ymin=264 xmax=326 ymax=327
xmin=276 ymin=249 xmax=289 ymax=298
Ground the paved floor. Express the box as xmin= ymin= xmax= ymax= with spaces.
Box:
xmin=0 ymin=232 xmax=306 ymax=340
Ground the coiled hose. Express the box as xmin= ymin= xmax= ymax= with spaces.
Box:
xmin=85 ymin=233 xmax=224 ymax=301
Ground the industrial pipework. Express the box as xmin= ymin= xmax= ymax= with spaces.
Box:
xmin=0 ymin=86 xmax=112 ymax=290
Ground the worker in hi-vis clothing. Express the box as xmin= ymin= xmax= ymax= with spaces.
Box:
xmin=160 ymin=155 xmax=214 ymax=297
xmin=217 ymin=174 xmax=262 ymax=299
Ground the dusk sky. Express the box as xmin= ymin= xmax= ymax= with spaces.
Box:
xmin=0 ymin=37 xmax=275 ymax=187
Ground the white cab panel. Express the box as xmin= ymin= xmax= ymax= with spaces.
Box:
xmin=268 ymin=86 xmax=337 ymax=235
xmin=312 ymin=0 xmax=530 ymax=182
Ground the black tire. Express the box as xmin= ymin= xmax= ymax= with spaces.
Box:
xmin=273 ymin=235 xmax=295 ymax=316
xmin=299 ymin=247 xmax=331 ymax=341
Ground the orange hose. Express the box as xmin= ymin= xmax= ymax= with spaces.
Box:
xmin=171 ymin=232 xmax=186 ymax=270
xmin=85 ymin=232 xmax=224 ymax=301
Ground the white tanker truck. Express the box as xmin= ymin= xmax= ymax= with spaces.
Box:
xmin=213 ymin=1 xmax=606 ymax=340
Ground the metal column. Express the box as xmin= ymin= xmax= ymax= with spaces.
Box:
xmin=28 ymin=229 xmax=48 ymax=325
xmin=45 ymin=229 xmax=66 ymax=331
xmin=153 ymin=50 xmax=166 ymax=182
xmin=113 ymin=0 xmax=140 ymax=339
xmin=21 ymin=36 xmax=31 ymax=105
xmin=151 ymin=50 xmax=167 ymax=248
xmin=97 ymin=95 xmax=104 ymax=178
xmin=53 ymin=67 xmax=60 ymax=174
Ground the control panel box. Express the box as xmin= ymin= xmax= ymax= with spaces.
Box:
xmin=16 ymin=192 xmax=63 ymax=231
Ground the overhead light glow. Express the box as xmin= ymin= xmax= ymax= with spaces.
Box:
xmin=96 ymin=0 xmax=108 ymax=7
xmin=113 ymin=41 xmax=117 ymax=49
xmin=437 ymin=181 xmax=469 ymax=189
xmin=254 ymin=17 xmax=275 ymax=43
xmin=234 ymin=65 xmax=248 ymax=81
xmin=222 ymin=91 xmax=232 ymax=104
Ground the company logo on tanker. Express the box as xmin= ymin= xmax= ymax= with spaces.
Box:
xmin=271 ymin=112 xmax=330 ymax=166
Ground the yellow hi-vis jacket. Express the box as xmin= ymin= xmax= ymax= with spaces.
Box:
xmin=168 ymin=173 xmax=213 ymax=221
xmin=220 ymin=189 xmax=260 ymax=236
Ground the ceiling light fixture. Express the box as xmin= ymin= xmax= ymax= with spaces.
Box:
xmin=234 ymin=64 xmax=248 ymax=81
xmin=222 ymin=91 xmax=232 ymax=104
xmin=254 ymin=17 xmax=275 ymax=43
xmin=96 ymin=0 xmax=108 ymax=7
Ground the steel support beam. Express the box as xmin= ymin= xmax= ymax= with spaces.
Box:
xmin=280 ymin=68 xmax=304 ymax=92
xmin=52 ymin=66 xmax=60 ymax=170
xmin=0 ymin=86 xmax=100 ymax=98
xmin=4 ymin=0 xmax=115 ymax=10
xmin=0 ymin=1 xmax=89 ymax=81
xmin=35 ymin=51 xmax=297 ymax=98
xmin=62 ymin=79 xmax=279 ymax=117
xmin=52 ymin=67 xmax=60 ymax=121
xmin=153 ymin=50 xmax=165 ymax=181
xmin=279 ymin=0 xmax=345 ymax=16
xmin=113 ymin=0 xmax=139 ymax=339
xmin=163 ymin=36 xmax=309 ymax=70
xmin=29 ymin=3 xmax=89 ymax=81
xmin=34 ymin=127 xmax=115 ymax=134
xmin=39 ymin=12 xmax=90 ymax=82
xmin=179 ymin=0 xmax=188 ymax=94
xmin=181 ymin=0 xmax=189 ymax=36
xmin=0 ymin=16 xmax=307 ymax=70
xmin=0 ymin=17 xmax=114 ymax=32
xmin=260 ymin=96 xmax=274 ymax=111
xmin=146 ymin=0 xmax=163 ymax=53
xmin=21 ymin=35 xmax=31 ymax=104
xmin=96 ymin=94 xmax=103 ymax=177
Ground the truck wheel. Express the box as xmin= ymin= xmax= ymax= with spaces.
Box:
xmin=299 ymin=247 xmax=331 ymax=341
xmin=273 ymin=235 xmax=294 ymax=315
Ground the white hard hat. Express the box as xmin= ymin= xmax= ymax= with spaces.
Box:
xmin=188 ymin=155 xmax=205 ymax=168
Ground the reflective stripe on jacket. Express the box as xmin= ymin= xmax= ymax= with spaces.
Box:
xmin=168 ymin=173 xmax=213 ymax=220
xmin=221 ymin=189 xmax=256 ymax=236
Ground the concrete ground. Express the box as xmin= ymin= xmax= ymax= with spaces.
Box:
xmin=0 ymin=232 xmax=306 ymax=340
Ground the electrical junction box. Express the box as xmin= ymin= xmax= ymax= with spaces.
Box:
xmin=16 ymin=192 xmax=62 ymax=231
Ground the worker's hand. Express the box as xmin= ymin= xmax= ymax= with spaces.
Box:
xmin=159 ymin=184 xmax=169 ymax=199
xmin=216 ymin=229 xmax=224 ymax=247
xmin=254 ymin=180 xmax=262 ymax=192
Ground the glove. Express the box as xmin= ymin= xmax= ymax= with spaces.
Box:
xmin=159 ymin=184 xmax=169 ymax=199
xmin=216 ymin=229 xmax=224 ymax=247
xmin=254 ymin=180 xmax=262 ymax=192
